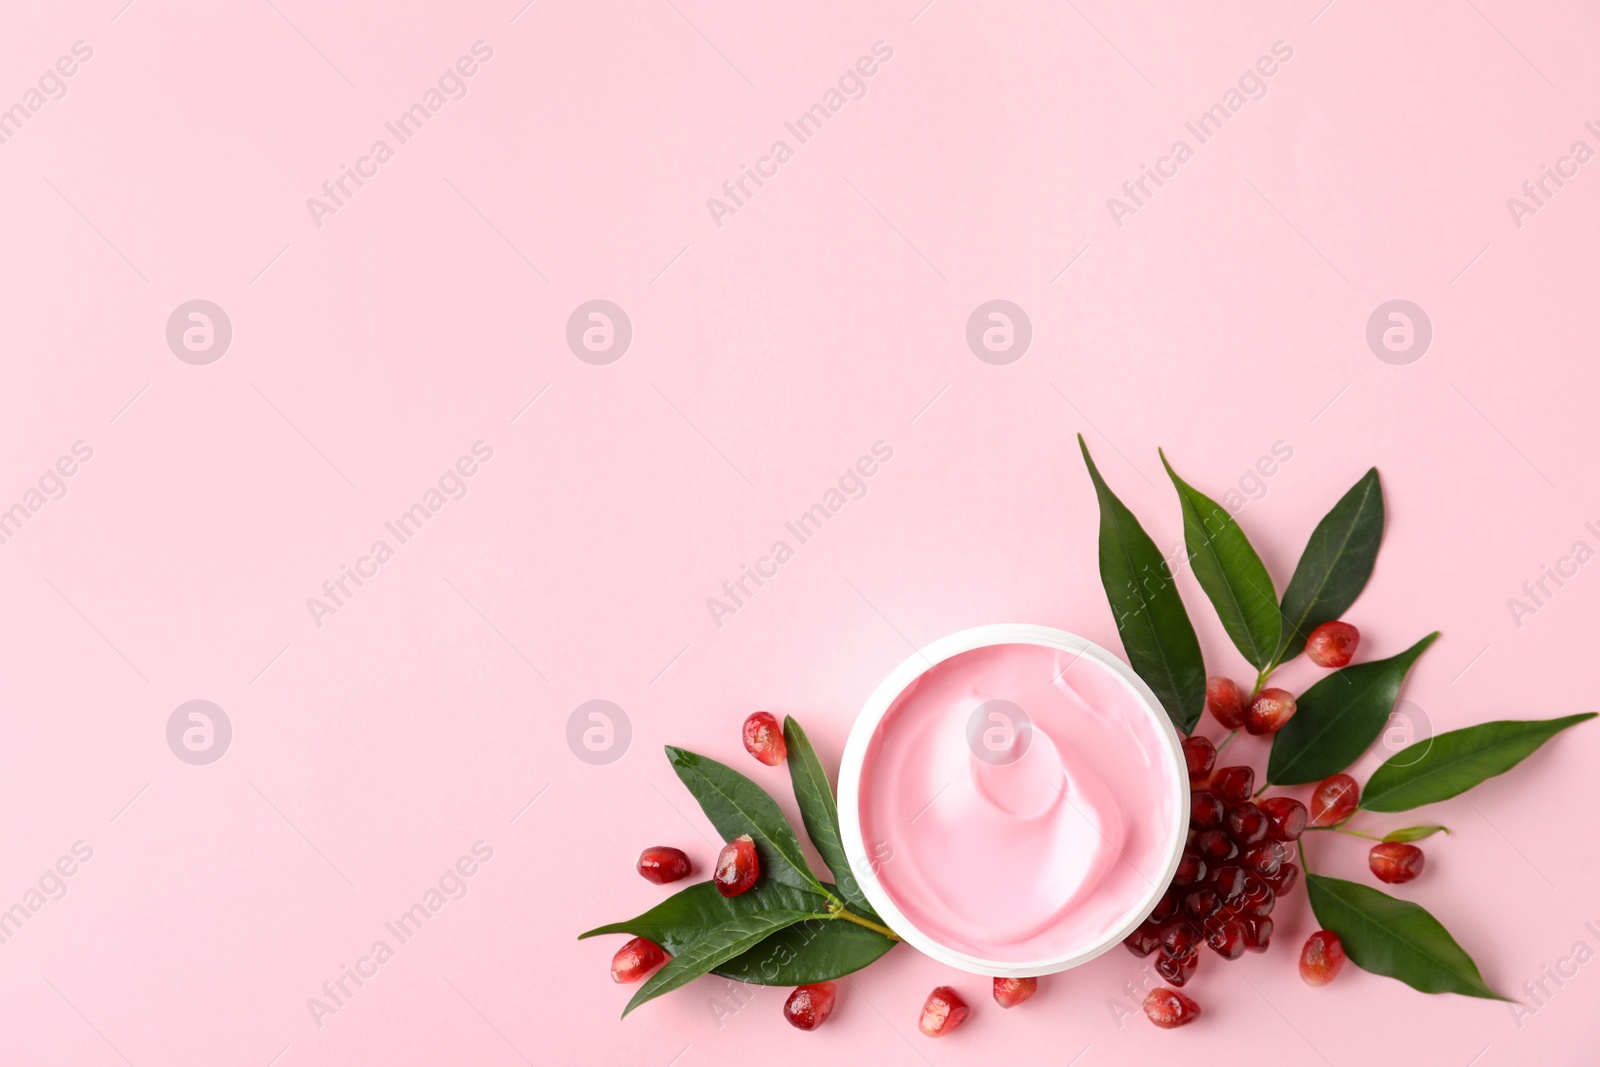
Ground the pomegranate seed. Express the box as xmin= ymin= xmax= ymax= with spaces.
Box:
xmin=1265 ymin=862 xmax=1300 ymax=894
xmin=1212 ymin=765 xmax=1255 ymax=804
xmin=918 ymin=986 xmax=969 ymax=1037
xmin=1238 ymin=872 xmax=1275 ymax=916
xmin=1259 ymin=797 xmax=1308 ymax=841
xmin=1174 ymin=851 xmax=1208 ymax=887
xmin=1183 ymin=888 xmax=1221 ymax=920
xmin=1182 ymin=735 xmax=1217 ymax=781
xmin=1300 ymin=930 xmax=1348 ymax=986
xmin=1205 ymin=918 xmax=1247 ymax=960
xmin=784 ymin=982 xmax=837 ymax=1030
xmin=1306 ymin=621 xmax=1360 ymax=669
xmin=610 ymin=937 xmax=667 ymax=983
xmin=1210 ymin=864 xmax=1247 ymax=903
xmin=636 ymin=846 xmax=691 ymax=885
xmin=1191 ymin=791 xmax=1225 ymax=829
xmin=1125 ymin=920 xmax=1162 ymax=957
xmin=742 ymin=712 xmax=787 ymax=766
xmin=1369 ymin=842 xmax=1426 ymax=884
xmin=1159 ymin=920 xmax=1200 ymax=960
xmin=1196 ymin=830 xmax=1238 ymax=862
xmin=1309 ymin=774 xmax=1360 ymax=827
xmin=1206 ymin=677 xmax=1249 ymax=730
xmin=1151 ymin=888 xmax=1180 ymax=923
xmin=714 ymin=834 xmax=759 ymax=897
xmin=1246 ymin=688 xmax=1298 ymax=736
xmin=1243 ymin=916 xmax=1274 ymax=952
xmin=1155 ymin=951 xmax=1198 ymax=987
xmin=1243 ymin=839 xmax=1286 ymax=876
xmin=993 ymin=976 xmax=1038 ymax=1008
xmin=1225 ymin=803 xmax=1268 ymax=845
xmin=1143 ymin=988 xmax=1202 ymax=1029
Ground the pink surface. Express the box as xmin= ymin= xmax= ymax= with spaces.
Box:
xmin=2 ymin=0 xmax=1598 ymax=1064
xmin=857 ymin=641 xmax=1184 ymax=966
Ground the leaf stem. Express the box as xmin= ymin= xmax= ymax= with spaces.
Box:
xmin=1214 ymin=729 xmax=1239 ymax=756
xmin=1250 ymin=666 xmax=1275 ymax=698
xmin=827 ymin=901 xmax=901 ymax=941
xmin=1305 ymin=824 xmax=1384 ymax=842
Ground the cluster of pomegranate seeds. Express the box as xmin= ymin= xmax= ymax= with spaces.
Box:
xmin=1245 ymin=688 xmax=1298 ymax=735
xmin=714 ymin=834 xmax=760 ymax=897
xmin=635 ymin=846 xmax=691 ymax=885
xmin=611 ymin=936 xmax=667 ymax=983
xmin=992 ymin=976 xmax=1038 ymax=1008
xmin=1299 ymin=930 xmax=1347 ymax=986
xmin=1306 ymin=621 xmax=1360 ymax=669
xmin=1308 ymin=773 xmax=1360 ymax=827
xmin=1143 ymin=988 xmax=1201 ymax=1028
xmin=783 ymin=982 xmax=837 ymax=1030
xmin=918 ymin=986 xmax=970 ymax=1037
xmin=1125 ymin=745 xmax=1305 ymax=1003
xmin=1369 ymin=841 xmax=1425 ymax=884
xmin=742 ymin=711 xmax=787 ymax=766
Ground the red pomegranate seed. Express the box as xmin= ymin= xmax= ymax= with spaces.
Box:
xmin=636 ymin=846 xmax=691 ymax=885
xmin=714 ymin=834 xmax=759 ymax=897
xmin=1309 ymin=774 xmax=1360 ymax=827
xmin=1190 ymin=791 xmax=1225 ymax=829
xmin=742 ymin=712 xmax=787 ymax=766
xmin=1206 ymin=677 xmax=1249 ymax=730
xmin=1238 ymin=872 xmax=1275 ymax=916
xmin=1143 ymin=988 xmax=1202 ymax=1029
xmin=1151 ymin=888 xmax=1180 ymax=923
xmin=1205 ymin=918 xmax=1247 ymax=960
xmin=1155 ymin=951 xmax=1198 ymax=987
xmin=610 ymin=937 xmax=667 ymax=983
xmin=1174 ymin=851 xmax=1208 ymax=887
xmin=1210 ymin=864 xmax=1247 ymax=903
xmin=918 ymin=986 xmax=969 ymax=1037
xmin=1225 ymin=803 xmax=1268 ymax=845
xmin=1212 ymin=765 xmax=1255 ymax=804
xmin=1243 ymin=916 xmax=1274 ymax=952
xmin=1259 ymin=797 xmax=1308 ymax=841
xmin=993 ymin=976 xmax=1038 ymax=1008
xmin=1159 ymin=920 xmax=1201 ymax=960
xmin=784 ymin=982 xmax=837 ymax=1030
xmin=1196 ymin=830 xmax=1238 ymax=862
xmin=1126 ymin=920 xmax=1162 ymax=957
xmin=1245 ymin=688 xmax=1299 ymax=736
xmin=1306 ymin=621 xmax=1360 ymax=669
xmin=1369 ymin=842 xmax=1426 ymax=884
xmin=1183 ymin=888 xmax=1221 ymax=920
xmin=1300 ymin=930 xmax=1347 ymax=986
xmin=1265 ymin=862 xmax=1300 ymax=894
xmin=1182 ymin=735 xmax=1217 ymax=781
xmin=1243 ymin=840 xmax=1286 ymax=876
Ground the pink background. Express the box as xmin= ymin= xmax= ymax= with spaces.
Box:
xmin=3 ymin=0 xmax=1598 ymax=1063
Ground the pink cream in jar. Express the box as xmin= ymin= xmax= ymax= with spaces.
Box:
xmin=839 ymin=627 xmax=1187 ymax=975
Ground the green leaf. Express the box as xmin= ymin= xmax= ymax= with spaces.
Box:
xmin=666 ymin=746 xmax=826 ymax=895
xmin=1079 ymin=436 xmax=1206 ymax=733
xmin=1267 ymin=632 xmax=1438 ymax=784
xmin=1160 ymin=450 xmax=1281 ymax=669
xmin=1305 ymin=874 xmax=1507 ymax=1000
xmin=621 ymin=910 xmax=817 ymax=1017
xmin=1362 ymin=713 xmax=1597 ymax=812
xmin=716 ymin=914 xmax=897 ymax=985
xmin=579 ymin=880 xmax=894 ymax=985
xmin=1274 ymin=468 xmax=1384 ymax=665
xmin=782 ymin=717 xmax=878 ymax=918
xmin=1382 ymin=825 xmax=1450 ymax=843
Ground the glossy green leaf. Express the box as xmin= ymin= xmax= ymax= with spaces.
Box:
xmin=1274 ymin=468 xmax=1384 ymax=664
xmin=1362 ymin=713 xmax=1597 ymax=812
xmin=666 ymin=746 xmax=825 ymax=894
xmin=782 ymin=717 xmax=878 ymax=918
xmin=1267 ymin=632 xmax=1438 ymax=784
xmin=579 ymin=880 xmax=894 ymax=985
xmin=1305 ymin=874 xmax=1506 ymax=1000
xmin=1080 ymin=436 xmax=1206 ymax=733
xmin=1382 ymin=825 xmax=1450 ymax=843
xmin=1160 ymin=450 xmax=1281 ymax=669
xmin=621 ymin=909 xmax=817 ymax=1016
